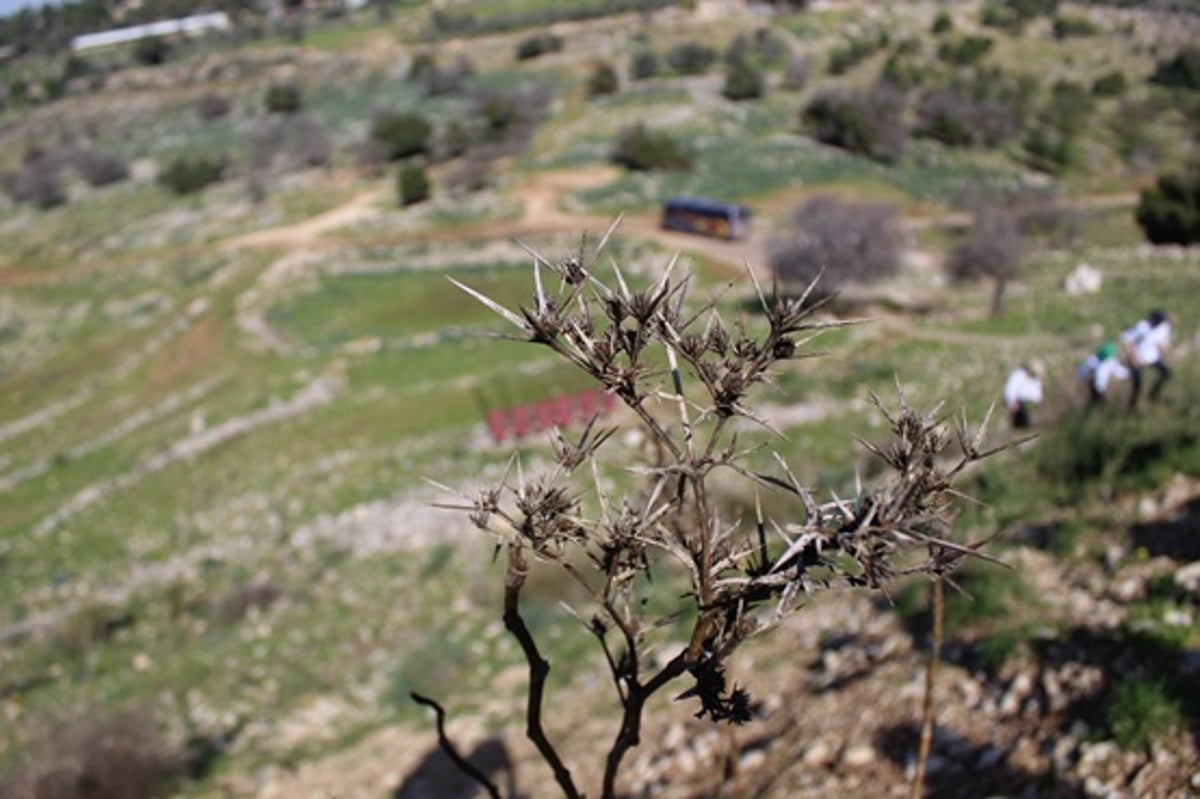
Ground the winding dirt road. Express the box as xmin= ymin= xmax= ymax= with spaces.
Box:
xmin=1 ymin=167 xmax=1141 ymax=288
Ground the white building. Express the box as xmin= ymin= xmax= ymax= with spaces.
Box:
xmin=70 ymin=11 xmax=231 ymax=53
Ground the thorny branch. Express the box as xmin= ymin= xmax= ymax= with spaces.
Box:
xmin=425 ymin=225 xmax=1008 ymax=798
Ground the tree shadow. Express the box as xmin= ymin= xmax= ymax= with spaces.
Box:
xmin=392 ymin=737 xmax=521 ymax=799
xmin=874 ymin=723 xmax=1085 ymax=799
xmin=1029 ymin=626 xmax=1200 ymax=749
xmin=1128 ymin=495 xmax=1200 ymax=561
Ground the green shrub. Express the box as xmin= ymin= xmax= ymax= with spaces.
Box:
xmin=722 ymin=60 xmax=764 ymax=101
xmin=586 ymin=62 xmax=619 ymax=97
xmin=1023 ymin=127 xmax=1079 ymax=175
xmin=1136 ymin=170 xmax=1200 ymax=245
xmin=264 ymin=82 xmax=302 ymax=114
xmin=611 ymin=123 xmax=692 ymax=171
xmin=370 ymin=110 xmax=432 ymax=161
xmin=474 ymin=88 xmax=517 ymax=139
xmin=397 ymin=161 xmax=430 ymax=206
xmin=915 ymin=83 xmax=1023 ymax=148
xmin=1045 ymin=79 xmax=1094 ymax=134
xmin=803 ymin=86 xmax=906 ymax=163
xmin=440 ymin=119 xmax=471 ymax=158
xmin=629 ymin=49 xmax=661 ymax=81
xmin=158 ymin=154 xmax=225 ymax=195
xmin=724 ymin=27 xmax=788 ymax=69
xmin=782 ymin=55 xmax=812 ymax=90
xmin=666 ymin=41 xmax=717 ymax=75
xmin=133 ymin=35 xmax=169 ymax=66
xmin=410 ymin=53 xmax=474 ymax=96
xmin=73 ymin=150 xmax=129 ymax=187
xmin=408 ymin=52 xmax=436 ymax=81
xmin=1106 ymin=678 xmax=1182 ymax=751
xmin=881 ymin=50 xmax=930 ymax=90
xmin=1032 ymin=392 xmax=1200 ymax=498
xmin=938 ymin=34 xmax=993 ymax=67
xmin=515 ymin=32 xmax=563 ymax=61
xmin=195 ymin=92 xmax=232 ymax=120
xmin=980 ymin=3 xmax=1023 ymax=33
xmin=1109 ymin=98 xmax=1162 ymax=165
xmin=2 ymin=157 xmax=66 ymax=209
xmin=7 ymin=77 xmax=29 ymax=106
xmin=1092 ymin=70 xmax=1128 ymax=97
xmin=931 ymin=10 xmax=953 ymax=34
xmin=1052 ymin=13 xmax=1099 ymax=38
xmin=981 ymin=0 xmax=1057 ymax=33
xmin=1149 ymin=46 xmax=1200 ymax=91
xmin=827 ymin=32 xmax=886 ymax=75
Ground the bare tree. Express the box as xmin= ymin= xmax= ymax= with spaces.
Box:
xmin=73 ymin=149 xmax=129 ymax=187
xmin=288 ymin=115 xmax=332 ymax=170
xmin=769 ymin=195 xmax=904 ymax=301
xmin=944 ymin=206 xmax=1022 ymax=316
xmin=2 ymin=154 xmax=67 ymax=209
xmin=424 ymin=227 xmax=1003 ymax=798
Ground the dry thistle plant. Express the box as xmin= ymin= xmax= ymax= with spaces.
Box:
xmin=423 ymin=222 xmax=1006 ymax=799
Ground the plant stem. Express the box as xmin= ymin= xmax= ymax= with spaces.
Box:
xmin=503 ymin=548 xmax=581 ymax=799
xmin=910 ymin=576 xmax=944 ymax=799
xmin=601 ymin=651 xmax=688 ymax=799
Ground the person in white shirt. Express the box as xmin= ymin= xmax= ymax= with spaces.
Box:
xmin=1084 ymin=342 xmax=1130 ymax=410
xmin=1121 ymin=309 xmax=1172 ymax=410
xmin=1003 ymin=363 xmax=1043 ymax=429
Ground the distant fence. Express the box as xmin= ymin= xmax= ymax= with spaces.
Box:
xmin=486 ymin=389 xmax=617 ymax=443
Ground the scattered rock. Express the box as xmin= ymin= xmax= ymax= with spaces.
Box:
xmin=1063 ymin=263 xmax=1102 ymax=295
xmin=1175 ymin=561 xmax=1200 ymax=598
xmin=801 ymin=738 xmax=834 ymax=767
xmin=1110 ymin=575 xmax=1143 ymax=602
xmin=842 ymin=744 xmax=875 ymax=767
xmin=1000 ymin=671 xmax=1034 ymax=716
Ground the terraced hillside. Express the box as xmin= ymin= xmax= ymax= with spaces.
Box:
xmin=1 ymin=1 xmax=1198 ymax=797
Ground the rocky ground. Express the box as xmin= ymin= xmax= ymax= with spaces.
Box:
xmin=213 ymin=478 xmax=1199 ymax=799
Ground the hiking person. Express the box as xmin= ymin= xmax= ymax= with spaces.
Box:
xmin=1082 ymin=342 xmax=1130 ymax=409
xmin=1121 ymin=309 xmax=1172 ymax=410
xmin=1003 ymin=363 xmax=1043 ymax=429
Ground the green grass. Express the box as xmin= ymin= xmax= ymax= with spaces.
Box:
xmin=267 ymin=261 xmax=539 ymax=348
xmin=1105 ymin=677 xmax=1183 ymax=752
xmin=562 ymin=133 xmax=1028 ymax=214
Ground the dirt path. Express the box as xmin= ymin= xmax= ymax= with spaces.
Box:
xmin=0 ymin=166 xmax=1141 ymax=289
xmin=903 ymin=191 xmax=1141 ymax=231
xmin=222 ymin=185 xmax=393 ymax=251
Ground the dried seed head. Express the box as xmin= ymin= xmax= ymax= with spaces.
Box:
xmin=706 ymin=325 xmax=730 ymax=356
xmin=733 ymin=336 xmax=760 ymax=361
xmin=772 ymin=337 xmax=796 ymax=359
xmin=562 ymin=255 xmax=588 ymax=286
xmin=469 ymin=486 xmax=502 ymax=530
xmin=679 ymin=332 xmax=706 ymax=359
xmin=605 ymin=296 xmax=627 ymax=325
xmin=628 ymin=289 xmax=660 ymax=324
